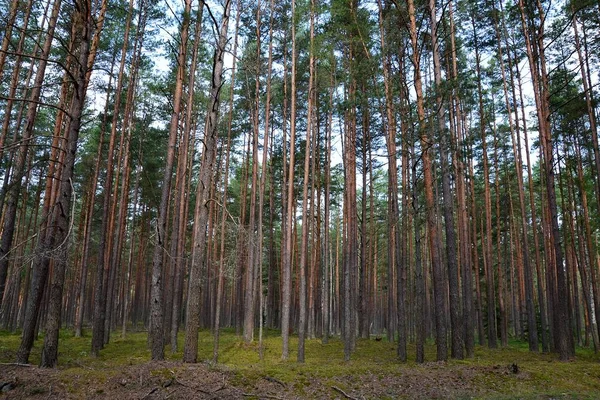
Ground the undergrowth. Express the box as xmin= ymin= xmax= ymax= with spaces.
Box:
xmin=1 ymin=329 xmax=600 ymax=398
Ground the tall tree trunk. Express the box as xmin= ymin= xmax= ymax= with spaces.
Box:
xmin=256 ymin=0 xmax=275 ymax=358
xmin=511 ymin=39 xmax=549 ymax=351
xmin=322 ymin=66 xmax=334 ymax=344
xmin=73 ymin=51 xmax=116 ymax=337
xmin=490 ymin=0 xmax=538 ymax=351
xmin=518 ymin=0 xmax=572 ymax=359
xmin=472 ymin=12 xmax=497 ymax=349
xmin=213 ymin=0 xmax=241 ymax=363
xmin=91 ymin=0 xmax=135 ymax=356
xmin=243 ymin=0 xmax=262 ymax=344
xmin=281 ymin=0 xmax=297 ymax=361
xmin=492 ymin=118 xmax=508 ymax=347
xmin=446 ymin=0 xmax=474 ymax=357
xmin=183 ymin=0 xmax=231 ymax=363
xmin=297 ymin=0 xmax=316 ymax=362
xmin=429 ymin=0 xmax=462 ymax=359
xmin=0 ymin=0 xmax=61 ymax=308
xmin=169 ymin=0 xmax=204 ymax=352
xmin=105 ymin=1 xmax=145 ymax=343
xmin=571 ymin=16 xmax=600 ymax=221
xmin=407 ymin=0 xmax=447 ymax=361
xmin=13 ymin=0 xmax=64 ymax=364
xmin=40 ymin=0 xmax=95 ymax=367
xmin=122 ymin=151 xmax=142 ymax=337
xmin=149 ymin=0 xmax=192 ymax=361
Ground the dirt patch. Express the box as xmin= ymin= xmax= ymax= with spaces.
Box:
xmin=297 ymin=364 xmax=486 ymax=399
xmin=0 ymin=362 xmax=243 ymax=399
xmin=0 ymin=361 xmax=528 ymax=399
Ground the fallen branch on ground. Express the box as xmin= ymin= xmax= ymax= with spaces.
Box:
xmin=264 ymin=376 xmax=286 ymax=387
xmin=0 ymin=362 xmax=33 ymax=367
xmin=242 ymin=393 xmax=283 ymax=399
xmin=140 ymin=386 xmax=158 ymax=399
xmin=332 ymin=385 xmax=359 ymax=400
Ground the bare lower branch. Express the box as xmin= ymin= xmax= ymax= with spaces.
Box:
xmin=0 ymin=95 xmax=73 ymax=119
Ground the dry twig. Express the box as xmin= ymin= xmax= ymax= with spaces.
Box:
xmin=242 ymin=393 xmax=283 ymax=400
xmin=140 ymin=386 xmax=158 ymax=399
xmin=263 ymin=376 xmax=286 ymax=388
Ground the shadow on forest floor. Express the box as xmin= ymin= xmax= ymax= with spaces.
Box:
xmin=1 ymin=329 xmax=600 ymax=399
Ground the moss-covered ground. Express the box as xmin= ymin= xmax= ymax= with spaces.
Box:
xmin=1 ymin=328 xmax=600 ymax=399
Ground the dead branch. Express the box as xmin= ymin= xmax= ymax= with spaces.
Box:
xmin=242 ymin=393 xmax=283 ymax=400
xmin=0 ymin=362 xmax=33 ymax=367
xmin=140 ymin=387 xmax=158 ymax=399
xmin=263 ymin=376 xmax=286 ymax=388
xmin=332 ymin=385 xmax=359 ymax=400
xmin=173 ymin=377 xmax=212 ymax=395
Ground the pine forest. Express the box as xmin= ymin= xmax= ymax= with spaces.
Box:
xmin=1 ymin=0 xmax=600 ymax=397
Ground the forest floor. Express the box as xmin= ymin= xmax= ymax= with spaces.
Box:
xmin=1 ymin=329 xmax=600 ymax=399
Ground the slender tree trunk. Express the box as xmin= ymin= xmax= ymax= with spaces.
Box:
xmin=213 ymin=0 xmax=241 ymax=363
xmin=407 ymin=0 xmax=447 ymax=361
xmin=105 ymin=2 xmax=145 ymax=343
xmin=491 ymin=118 xmax=508 ymax=347
xmin=122 ymin=151 xmax=142 ymax=337
xmin=296 ymin=0 xmax=316 ymax=362
xmin=0 ymin=0 xmax=61 ymax=307
xmin=322 ymin=67 xmax=334 ymax=344
xmin=73 ymin=51 xmax=116 ymax=337
xmin=0 ymin=0 xmax=34 ymax=168
xmin=472 ymin=12 xmax=497 ymax=349
xmin=183 ymin=0 xmax=231 ymax=363
xmin=429 ymin=0 xmax=461 ymax=359
xmin=243 ymin=0 xmax=262 ymax=344
xmin=148 ymin=0 xmax=193 ymax=361
xmin=91 ymin=0 xmax=135 ymax=355
xmin=518 ymin=0 xmax=572 ymax=359
xmin=0 ymin=0 xmax=20 ymax=81
xmin=13 ymin=0 xmax=64 ymax=365
xmin=571 ymin=17 xmax=600 ymax=221
xmin=281 ymin=0 xmax=297 ymax=361
xmin=490 ymin=0 xmax=538 ymax=351
xmin=169 ymin=0 xmax=203 ymax=352
xmin=256 ymin=0 xmax=275 ymax=358
xmin=511 ymin=39 xmax=549 ymax=351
